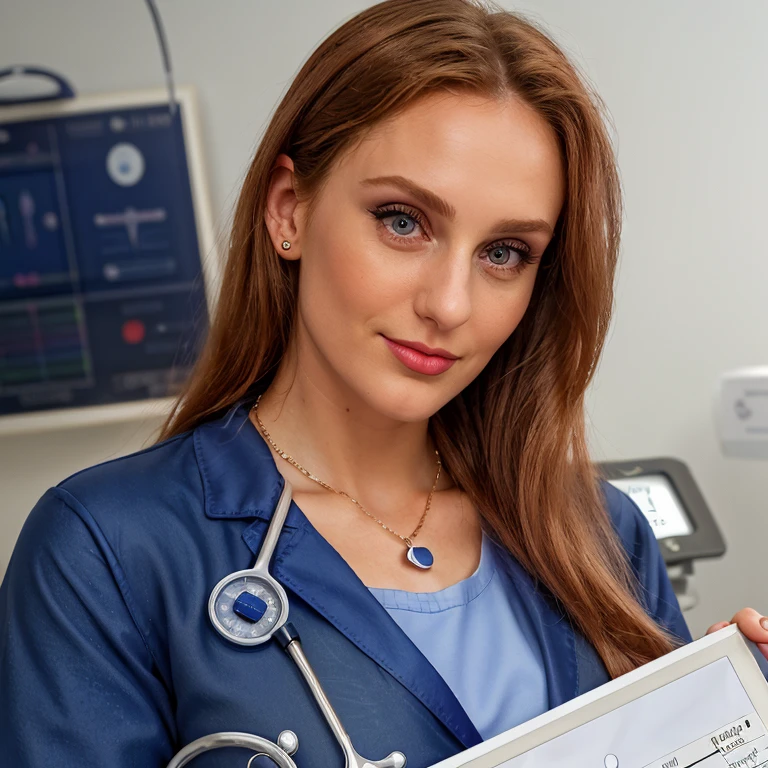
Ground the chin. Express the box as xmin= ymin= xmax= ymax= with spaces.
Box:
xmin=357 ymin=375 xmax=462 ymax=424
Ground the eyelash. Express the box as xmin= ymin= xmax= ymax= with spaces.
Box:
xmin=367 ymin=203 xmax=537 ymax=274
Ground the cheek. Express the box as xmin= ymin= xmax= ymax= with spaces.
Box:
xmin=300 ymin=214 xmax=411 ymax=325
xmin=471 ymin=273 xmax=538 ymax=359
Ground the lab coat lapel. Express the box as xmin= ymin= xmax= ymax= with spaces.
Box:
xmin=197 ymin=401 xmax=494 ymax=748
xmin=241 ymin=509 xmax=484 ymax=750
xmin=492 ymin=543 xmax=579 ymax=709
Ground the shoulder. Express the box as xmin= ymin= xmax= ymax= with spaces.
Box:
xmin=6 ymin=422 xmax=219 ymax=673
xmin=599 ymin=480 xmax=692 ymax=643
xmin=28 ymin=400 xmax=267 ymax=558
xmin=51 ymin=427 xmax=202 ymax=539
xmin=599 ymin=477 xmax=666 ymax=580
xmin=0 ymin=441 xmax=191 ymax=759
xmin=9 ymin=428 xmax=205 ymax=604
xmin=600 ymin=479 xmax=656 ymax=570
xmin=15 ymin=416 xmax=226 ymax=602
xmin=600 ymin=477 xmax=641 ymax=532
xmin=59 ymin=427 xmax=196 ymax=500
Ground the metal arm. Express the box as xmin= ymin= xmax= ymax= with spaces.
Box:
xmin=277 ymin=625 xmax=406 ymax=768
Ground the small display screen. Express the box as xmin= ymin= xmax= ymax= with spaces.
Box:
xmin=608 ymin=474 xmax=694 ymax=539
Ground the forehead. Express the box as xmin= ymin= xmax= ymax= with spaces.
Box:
xmin=333 ymin=90 xmax=565 ymax=224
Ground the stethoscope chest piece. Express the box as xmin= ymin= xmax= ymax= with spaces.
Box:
xmin=209 ymin=568 xmax=289 ymax=645
xmin=190 ymin=478 xmax=409 ymax=768
xmin=208 ymin=479 xmax=294 ymax=646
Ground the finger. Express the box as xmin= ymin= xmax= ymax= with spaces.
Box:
xmin=706 ymin=621 xmax=730 ymax=635
xmin=757 ymin=642 xmax=768 ymax=661
xmin=730 ymin=607 xmax=768 ymax=643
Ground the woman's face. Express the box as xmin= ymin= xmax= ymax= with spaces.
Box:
xmin=270 ymin=91 xmax=565 ymax=423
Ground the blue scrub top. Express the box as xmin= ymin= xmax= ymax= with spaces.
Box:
xmin=369 ymin=532 xmax=549 ymax=740
xmin=0 ymin=400 xmax=692 ymax=767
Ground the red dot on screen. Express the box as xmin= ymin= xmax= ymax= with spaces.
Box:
xmin=122 ymin=319 xmax=146 ymax=345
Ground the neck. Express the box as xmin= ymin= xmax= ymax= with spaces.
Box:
xmin=253 ymin=343 xmax=444 ymax=520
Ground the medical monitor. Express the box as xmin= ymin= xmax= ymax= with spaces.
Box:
xmin=598 ymin=457 xmax=726 ymax=566
xmin=608 ymin=473 xmax=693 ymax=539
xmin=0 ymin=87 xmax=218 ymax=435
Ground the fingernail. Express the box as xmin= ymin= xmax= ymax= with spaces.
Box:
xmin=760 ymin=618 xmax=768 ymax=631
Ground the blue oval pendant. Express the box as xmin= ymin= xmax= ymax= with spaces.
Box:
xmin=406 ymin=545 xmax=434 ymax=570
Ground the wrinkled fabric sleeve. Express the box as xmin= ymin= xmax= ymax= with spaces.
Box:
xmin=605 ymin=483 xmax=693 ymax=646
xmin=0 ymin=487 xmax=175 ymax=767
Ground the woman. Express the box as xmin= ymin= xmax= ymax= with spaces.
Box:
xmin=1 ymin=0 xmax=766 ymax=766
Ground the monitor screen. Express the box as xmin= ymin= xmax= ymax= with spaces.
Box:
xmin=0 ymin=93 xmax=210 ymax=420
xmin=608 ymin=474 xmax=694 ymax=539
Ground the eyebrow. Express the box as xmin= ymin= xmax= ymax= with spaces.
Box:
xmin=360 ymin=175 xmax=554 ymax=237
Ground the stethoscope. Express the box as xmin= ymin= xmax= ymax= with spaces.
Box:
xmin=165 ymin=480 xmax=408 ymax=768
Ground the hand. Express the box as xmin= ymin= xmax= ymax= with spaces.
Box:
xmin=707 ymin=607 xmax=768 ymax=660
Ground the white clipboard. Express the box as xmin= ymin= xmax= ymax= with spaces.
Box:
xmin=430 ymin=625 xmax=768 ymax=768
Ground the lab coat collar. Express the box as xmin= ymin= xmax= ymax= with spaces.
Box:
xmin=194 ymin=400 xmax=484 ymax=749
xmin=193 ymin=399 xmax=302 ymax=527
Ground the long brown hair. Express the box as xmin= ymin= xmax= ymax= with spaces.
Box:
xmin=158 ymin=0 xmax=678 ymax=676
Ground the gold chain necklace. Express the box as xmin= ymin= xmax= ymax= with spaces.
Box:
xmin=252 ymin=395 xmax=440 ymax=570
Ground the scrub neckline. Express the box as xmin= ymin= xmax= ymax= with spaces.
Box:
xmin=367 ymin=533 xmax=496 ymax=613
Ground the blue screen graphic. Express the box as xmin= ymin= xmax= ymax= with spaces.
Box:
xmin=0 ymin=103 xmax=209 ymax=415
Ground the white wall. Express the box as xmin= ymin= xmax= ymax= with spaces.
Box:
xmin=1 ymin=0 xmax=766 ymax=638
xmin=524 ymin=0 xmax=768 ymax=638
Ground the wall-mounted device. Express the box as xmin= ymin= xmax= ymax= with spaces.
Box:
xmin=0 ymin=87 xmax=219 ymax=435
xmin=597 ymin=457 xmax=726 ymax=611
xmin=716 ymin=367 xmax=768 ymax=460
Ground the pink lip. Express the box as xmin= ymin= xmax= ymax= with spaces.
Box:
xmin=382 ymin=336 xmax=459 ymax=376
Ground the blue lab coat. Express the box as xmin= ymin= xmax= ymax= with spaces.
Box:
xmin=0 ymin=401 xmax=692 ymax=767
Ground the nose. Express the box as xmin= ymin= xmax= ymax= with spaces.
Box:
xmin=413 ymin=249 xmax=473 ymax=332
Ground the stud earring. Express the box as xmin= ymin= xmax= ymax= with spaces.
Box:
xmin=281 ymin=241 xmax=291 ymax=250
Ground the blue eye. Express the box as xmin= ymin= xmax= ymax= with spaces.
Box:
xmin=368 ymin=204 xmax=536 ymax=275
xmin=369 ymin=205 xmax=426 ymax=239
xmin=390 ymin=214 xmax=417 ymax=236
xmin=488 ymin=246 xmax=516 ymax=266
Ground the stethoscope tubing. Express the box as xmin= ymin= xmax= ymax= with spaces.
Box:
xmin=254 ymin=481 xmax=293 ymax=573
xmin=280 ymin=626 xmax=361 ymax=765
xmin=169 ymin=477 xmax=407 ymax=767
xmin=165 ymin=732 xmax=298 ymax=768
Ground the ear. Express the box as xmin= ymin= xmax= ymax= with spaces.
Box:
xmin=264 ymin=153 xmax=303 ymax=261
